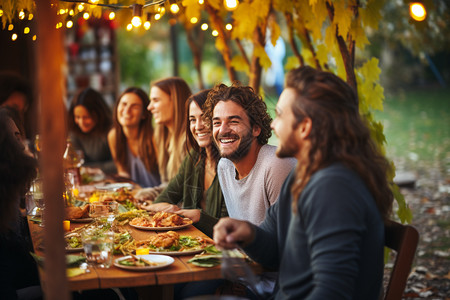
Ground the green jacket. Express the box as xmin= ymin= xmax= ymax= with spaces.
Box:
xmin=154 ymin=150 xmax=227 ymax=237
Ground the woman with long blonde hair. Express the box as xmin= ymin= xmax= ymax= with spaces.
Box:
xmin=135 ymin=77 xmax=192 ymax=201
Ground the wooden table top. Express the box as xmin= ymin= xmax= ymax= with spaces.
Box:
xmin=28 ymin=216 xmax=223 ymax=291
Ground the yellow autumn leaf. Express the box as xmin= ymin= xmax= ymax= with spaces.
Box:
xmin=301 ymin=47 xmax=317 ymax=67
xmin=285 ymin=56 xmax=301 ymax=71
xmin=254 ymin=44 xmax=272 ymax=71
xmin=215 ymin=36 xmax=226 ymax=53
xmin=252 ymin=0 xmax=271 ymax=19
xmin=350 ymin=19 xmax=370 ymax=49
xmin=207 ymin=0 xmax=222 ymax=11
xmin=324 ymin=24 xmax=337 ymax=51
xmin=316 ymin=43 xmax=329 ymax=68
xmin=333 ymin=0 xmax=352 ymax=38
xmin=359 ymin=57 xmax=381 ymax=86
xmin=182 ymin=0 xmax=202 ymax=21
xmin=268 ymin=18 xmax=281 ymax=47
xmin=274 ymin=0 xmax=295 ymax=13
xmin=231 ymin=55 xmax=250 ymax=74
xmin=360 ymin=0 xmax=385 ymax=30
xmin=92 ymin=6 xmax=102 ymax=19
xmin=231 ymin=2 xmax=257 ymax=40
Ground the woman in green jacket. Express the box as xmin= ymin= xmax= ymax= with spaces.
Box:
xmin=141 ymin=89 xmax=227 ymax=237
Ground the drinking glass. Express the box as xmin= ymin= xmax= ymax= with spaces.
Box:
xmin=80 ymin=227 xmax=114 ymax=269
xmin=32 ymin=178 xmax=45 ymax=227
xmin=89 ymin=200 xmax=118 ymax=225
xmin=64 ymin=172 xmax=75 ymax=206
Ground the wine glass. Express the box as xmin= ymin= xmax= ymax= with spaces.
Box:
xmin=89 ymin=192 xmax=118 ymax=225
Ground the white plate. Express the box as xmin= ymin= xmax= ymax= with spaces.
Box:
xmin=148 ymin=248 xmax=205 ymax=256
xmin=114 ymin=255 xmax=174 ymax=271
xmin=70 ymin=217 xmax=93 ymax=223
xmin=94 ymin=183 xmax=134 ymax=191
xmin=129 ymin=222 xmax=193 ymax=231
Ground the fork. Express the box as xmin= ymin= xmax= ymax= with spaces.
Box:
xmin=221 ymin=248 xmax=265 ymax=299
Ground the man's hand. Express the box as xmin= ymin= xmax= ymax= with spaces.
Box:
xmin=213 ymin=217 xmax=255 ymax=249
xmin=176 ymin=209 xmax=201 ymax=223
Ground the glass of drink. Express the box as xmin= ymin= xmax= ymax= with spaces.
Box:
xmin=32 ymin=178 xmax=45 ymax=227
xmin=89 ymin=199 xmax=118 ymax=225
xmin=81 ymin=227 xmax=114 ymax=269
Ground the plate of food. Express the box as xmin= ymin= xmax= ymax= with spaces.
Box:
xmin=66 ymin=205 xmax=91 ymax=223
xmin=136 ymin=231 xmax=215 ymax=256
xmin=65 ymin=233 xmax=84 ymax=252
xmin=129 ymin=212 xmax=193 ymax=231
xmin=70 ymin=217 xmax=93 ymax=223
xmin=114 ymin=254 xmax=174 ymax=271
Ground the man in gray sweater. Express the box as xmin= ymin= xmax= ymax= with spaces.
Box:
xmin=214 ymin=67 xmax=394 ymax=299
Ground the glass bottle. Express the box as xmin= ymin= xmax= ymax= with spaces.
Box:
xmin=63 ymin=138 xmax=82 ymax=186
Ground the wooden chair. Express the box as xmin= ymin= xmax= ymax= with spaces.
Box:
xmin=384 ymin=220 xmax=419 ymax=300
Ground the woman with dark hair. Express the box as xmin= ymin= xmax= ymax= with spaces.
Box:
xmin=108 ymin=87 xmax=160 ymax=188
xmin=68 ymin=87 xmax=116 ymax=174
xmin=142 ymin=90 xmax=227 ymax=237
xmin=0 ymin=108 xmax=41 ymax=299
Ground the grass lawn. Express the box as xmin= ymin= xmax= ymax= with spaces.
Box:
xmin=374 ymin=87 xmax=450 ymax=182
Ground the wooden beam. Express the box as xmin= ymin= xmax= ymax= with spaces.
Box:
xmin=35 ymin=1 xmax=70 ymax=299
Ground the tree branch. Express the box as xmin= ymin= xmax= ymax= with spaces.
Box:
xmin=285 ymin=12 xmax=304 ymax=66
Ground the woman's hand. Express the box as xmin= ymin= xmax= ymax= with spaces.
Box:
xmin=176 ymin=209 xmax=201 ymax=223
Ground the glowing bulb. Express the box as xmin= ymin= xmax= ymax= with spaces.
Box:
xmin=212 ymin=30 xmax=219 ymax=37
xmin=131 ymin=16 xmax=142 ymax=27
xmin=410 ymin=2 xmax=426 ymax=21
xmin=89 ymin=0 xmax=99 ymax=4
xmin=109 ymin=12 xmax=115 ymax=20
xmin=144 ymin=21 xmax=151 ymax=30
xmin=78 ymin=4 xmax=84 ymax=11
xmin=201 ymin=23 xmax=208 ymax=30
xmin=225 ymin=23 xmax=232 ymax=30
xmin=19 ymin=10 xmax=25 ymax=19
xmin=155 ymin=13 xmax=161 ymax=20
xmin=24 ymin=27 xmax=30 ymax=34
xmin=198 ymin=0 xmax=204 ymax=4
xmin=126 ymin=24 xmax=133 ymax=31
xmin=190 ymin=17 xmax=198 ymax=24
xmin=160 ymin=7 xmax=166 ymax=14
xmin=83 ymin=12 xmax=90 ymax=20
xmin=12 ymin=33 xmax=18 ymax=41
xmin=170 ymin=4 xmax=180 ymax=14
xmin=69 ymin=9 xmax=74 ymax=16
xmin=66 ymin=20 xmax=74 ymax=28
xmin=224 ymin=0 xmax=238 ymax=11
xmin=28 ymin=13 xmax=33 ymax=20
xmin=59 ymin=9 xmax=66 ymax=15
xmin=32 ymin=35 xmax=37 ymax=41
xmin=0 ymin=9 xmax=3 ymax=17
xmin=8 ymin=24 xmax=14 ymax=31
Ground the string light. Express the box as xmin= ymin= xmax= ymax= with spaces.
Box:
xmin=59 ymin=8 xmax=66 ymax=15
xmin=410 ymin=2 xmax=426 ymax=21
xmin=201 ymin=23 xmax=208 ymax=30
xmin=69 ymin=9 xmax=75 ymax=16
xmin=12 ymin=33 xmax=18 ymax=41
xmin=190 ymin=17 xmax=198 ymax=24
xmin=155 ymin=13 xmax=161 ymax=20
xmin=170 ymin=4 xmax=180 ymax=14
xmin=198 ymin=0 xmax=204 ymax=4
xmin=66 ymin=20 xmax=74 ymax=28
xmin=225 ymin=23 xmax=232 ymax=30
xmin=32 ymin=35 xmax=37 ymax=41
xmin=78 ymin=4 xmax=84 ymax=11
xmin=28 ymin=13 xmax=33 ymax=20
xmin=19 ymin=10 xmax=25 ymax=19
xmin=24 ymin=27 xmax=30 ymax=34
xmin=144 ymin=21 xmax=151 ymax=30
xmin=131 ymin=4 xmax=143 ymax=27
xmin=109 ymin=11 xmax=115 ymax=20
xmin=126 ymin=23 xmax=133 ymax=31
xmin=0 ymin=9 xmax=3 ymax=17
xmin=212 ymin=29 xmax=219 ymax=36
xmin=224 ymin=0 xmax=238 ymax=11
xmin=83 ymin=12 xmax=90 ymax=20
xmin=8 ymin=24 xmax=14 ymax=31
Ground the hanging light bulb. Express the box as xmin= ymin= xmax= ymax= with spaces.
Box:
xmin=109 ymin=11 xmax=115 ymax=20
xmin=170 ymin=4 xmax=180 ymax=14
xmin=155 ymin=13 xmax=161 ymax=20
xmin=0 ymin=9 xmax=3 ymax=17
xmin=131 ymin=4 xmax=143 ymax=27
xmin=410 ymin=2 xmax=426 ymax=21
xmin=78 ymin=4 xmax=84 ymax=11
xmin=224 ymin=0 xmax=238 ymax=11
xmin=8 ymin=24 xmax=14 ymax=31
xmin=11 ymin=33 xmax=18 ymax=41
xmin=32 ymin=35 xmax=37 ymax=41
xmin=69 ymin=9 xmax=75 ymax=16
xmin=198 ymin=0 xmax=204 ymax=4
xmin=201 ymin=23 xmax=208 ymax=30
xmin=24 ymin=27 xmax=30 ymax=34
xmin=66 ymin=20 xmax=74 ymax=28
xmin=190 ymin=17 xmax=198 ymax=24
xmin=225 ymin=23 xmax=232 ymax=30
xmin=28 ymin=13 xmax=33 ymax=20
xmin=19 ymin=10 xmax=25 ymax=19
xmin=212 ymin=30 xmax=219 ymax=37
xmin=83 ymin=12 xmax=90 ymax=20
xmin=144 ymin=13 xmax=152 ymax=30
xmin=126 ymin=23 xmax=133 ymax=31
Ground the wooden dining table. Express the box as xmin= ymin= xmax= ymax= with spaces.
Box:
xmin=28 ymin=216 xmax=224 ymax=299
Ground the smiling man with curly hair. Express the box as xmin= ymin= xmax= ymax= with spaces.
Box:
xmin=203 ymin=83 xmax=296 ymax=226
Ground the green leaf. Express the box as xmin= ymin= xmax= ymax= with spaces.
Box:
xmin=391 ymin=183 xmax=413 ymax=223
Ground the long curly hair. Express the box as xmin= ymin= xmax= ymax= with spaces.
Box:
xmin=286 ymin=66 xmax=393 ymax=221
xmin=203 ymin=83 xmax=272 ymax=145
xmin=68 ymin=87 xmax=112 ymax=137
xmin=112 ymin=87 xmax=158 ymax=174
xmin=0 ymin=109 xmax=37 ymax=232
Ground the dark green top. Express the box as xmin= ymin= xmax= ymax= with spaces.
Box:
xmin=154 ymin=150 xmax=227 ymax=237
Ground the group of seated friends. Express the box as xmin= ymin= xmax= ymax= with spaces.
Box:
xmin=0 ymin=66 xmax=394 ymax=300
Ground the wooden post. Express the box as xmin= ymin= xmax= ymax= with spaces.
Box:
xmin=35 ymin=1 xmax=70 ymax=299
